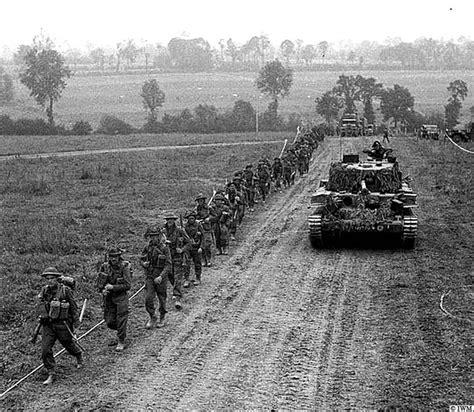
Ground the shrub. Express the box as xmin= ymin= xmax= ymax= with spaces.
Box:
xmin=0 ymin=114 xmax=15 ymax=135
xmin=96 ymin=115 xmax=134 ymax=135
xmin=71 ymin=120 xmax=93 ymax=135
xmin=13 ymin=118 xmax=56 ymax=135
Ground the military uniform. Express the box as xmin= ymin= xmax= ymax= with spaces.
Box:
xmin=96 ymin=249 xmax=131 ymax=350
xmin=210 ymin=195 xmax=231 ymax=254
xmin=141 ymin=227 xmax=172 ymax=328
xmin=184 ymin=212 xmax=203 ymax=286
xmin=164 ymin=214 xmax=191 ymax=307
xmin=38 ymin=267 xmax=82 ymax=385
xmin=272 ymin=158 xmax=283 ymax=190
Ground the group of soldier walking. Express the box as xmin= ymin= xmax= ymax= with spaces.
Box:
xmin=34 ymin=129 xmax=323 ymax=385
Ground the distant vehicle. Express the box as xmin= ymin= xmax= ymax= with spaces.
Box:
xmin=339 ymin=113 xmax=367 ymax=137
xmin=420 ymin=124 xmax=439 ymax=140
xmin=445 ymin=122 xmax=473 ymax=143
xmin=366 ymin=124 xmax=375 ymax=136
xmin=308 ymin=151 xmax=418 ymax=249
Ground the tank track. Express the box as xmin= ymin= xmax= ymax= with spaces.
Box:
xmin=402 ymin=216 xmax=417 ymax=249
xmin=308 ymin=214 xmax=323 ymax=247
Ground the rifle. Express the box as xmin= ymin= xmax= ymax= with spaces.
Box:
xmin=63 ymin=321 xmax=85 ymax=352
xmin=30 ymin=321 xmax=42 ymax=344
xmin=207 ymin=189 xmax=217 ymax=206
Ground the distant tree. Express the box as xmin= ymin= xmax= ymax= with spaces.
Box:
xmin=247 ymin=35 xmax=271 ymax=66
xmin=226 ymin=38 xmax=239 ymax=64
xmin=347 ymin=51 xmax=356 ymax=63
xmin=0 ymin=66 xmax=14 ymax=103
xmin=315 ymin=91 xmax=343 ymax=126
xmin=71 ymin=120 xmax=93 ymax=135
xmin=333 ymin=74 xmax=361 ymax=113
xmin=380 ymin=84 xmax=414 ymax=127
xmin=256 ymin=60 xmax=293 ymax=118
xmin=19 ymin=37 xmax=71 ymax=125
xmin=280 ymin=40 xmax=295 ymax=64
xmin=318 ymin=41 xmax=329 ymax=64
xmin=194 ymin=104 xmax=219 ymax=133
xmin=445 ymin=80 xmax=468 ymax=128
xmin=229 ymin=100 xmax=256 ymax=131
xmin=357 ymin=76 xmax=383 ymax=125
xmin=89 ymin=48 xmax=106 ymax=69
xmin=140 ymin=79 xmax=166 ymax=124
xmin=121 ymin=39 xmax=140 ymax=67
xmin=295 ymin=39 xmax=304 ymax=64
xmin=301 ymin=44 xmax=316 ymax=66
xmin=168 ymin=37 xmax=213 ymax=71
xmin=13 ymin=45 xmax=32 ymax=65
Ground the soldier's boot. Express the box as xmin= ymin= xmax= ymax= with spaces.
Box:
xmin=183 ymin=280 xmax=190 ymax=288
xmin=115 ymin=340 xmax=125 ymax=352
xmin=193 ymin=275 xmax=201 ymax=286
xmin=43 ymin=374 xmax=54 ymax=386
xmin=146 ymin=315 xmax=157 ymax=329
xmin=76 ymin=353 xmax=84 ymax=369
xmin=174 ymin=298 xmax=183 ymax=310
xmin=230 ymin=235 xmax=236 ymax=241
xmin=222 ymin=247 xmax=229 ymax=255
xmin=157 ymin=314 xmax=166 ymax=328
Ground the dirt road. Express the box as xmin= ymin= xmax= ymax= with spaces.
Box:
xmin=4 ymin=137 xmax=471 ymax=410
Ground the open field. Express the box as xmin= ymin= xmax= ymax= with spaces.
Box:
xmin=0 ymin=131 xmax=287 ymax=156
xmin=0 ymin=134 xmax=472 ymax=409
xmin=4 ymin=70 xmax=474 ymax=128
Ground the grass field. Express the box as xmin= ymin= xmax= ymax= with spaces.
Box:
xmin=0 ymin=131 xmax=288 ymax=156
xmin=4 ymin=70 xmax=474 ymax=128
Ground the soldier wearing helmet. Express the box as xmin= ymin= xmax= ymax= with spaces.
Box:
xmin=141 ymin=225 xmax=171 ymax=329
xmin=194 ymin=193 xmax=210 ymax=220
xmin=96 ymin=247 xmax=131 ymax=352
xmin=38 ymin=267 xmax=83 ymax=385
xmin=163 ymin=213 xmax=191 ymax=309
xmin=209 ymin=194 xmax=231 ymax=255
xmin=183 ymin=210 xmax=204 ymax=286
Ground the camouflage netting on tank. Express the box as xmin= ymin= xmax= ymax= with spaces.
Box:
xmin=327 ymin=162 xmax=402 ymax=193
xmin=326 ymin=195 xmax=396 ymax=223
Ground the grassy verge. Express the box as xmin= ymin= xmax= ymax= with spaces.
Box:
xmin=0 ymin=131 xmax=288 ymax=156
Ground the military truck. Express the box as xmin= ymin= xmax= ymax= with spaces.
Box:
xmin=420 ymin=124 xmax=440 ymax=140
xmin=339 ymin=113 xmax=367 ymax=137
xmin=308 ymin=152 xmax=418 ymax=248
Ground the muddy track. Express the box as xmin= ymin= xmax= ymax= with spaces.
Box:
xmin=12 ymin=137 xmax=472 ymax=410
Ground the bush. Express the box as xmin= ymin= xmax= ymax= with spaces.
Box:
xmin=13 ymin=118 xmax=56 ymax=135
xmin=71 ymin=120 xmax=93 ymax=135
xmin=0 ymin=114 xmax=15 ymax=135
xmin=96 ymin=115 xmax=135 ymax=135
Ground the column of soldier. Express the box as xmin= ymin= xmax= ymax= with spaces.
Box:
xmin=35 ymin=132 xmax=321 ymax=386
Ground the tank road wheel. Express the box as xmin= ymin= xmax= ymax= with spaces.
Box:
xmin=402 ymin=216 xmax=418 ymax=249
xmin=308 ymin=214 xmax=323 ymax=248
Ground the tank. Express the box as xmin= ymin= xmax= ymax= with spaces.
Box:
xmin=308 ymin=153 xmax=418 ymax=248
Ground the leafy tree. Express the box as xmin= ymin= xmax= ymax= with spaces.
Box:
xmin=445 ymin=79 xmax=468 ymax=128
xmin=318 ymin=41 xmax=329 ymax=64
xmin=89 ymin=48 xmax=106 ymax=69
xmin=226 ymin=38 xmax=239 ymax=64
xmin=256 ymin=60 xmax=293 ymax=118
xmin=0 ymin=66 xmax=14 ymax=103
xmin=71 ymin=120 xmax=93 ymax=135
xmin=301 ymin=44 xmax=316 ymax=66
xmin=347 ymin=51 xmax=356 ymax=63
xmin=140 ymin=79 xmax=166 ymax=123
xmin=333 ymin=74 xmax=361 ymax=113
xmin=194 ymin=104 xmax=219 ymax=133
xmin=380 ymin=84 xmax=414 ymax=127
xmin=315 ymin=91 xmax=343 ymax=126
xmin=168 ymin=37 xmax=213 ymax=71
xmin=357 ymin=76 xmax=383 ymax=125
xmin=280 ymin=40 xmax=295 ymax=64
xmin=13 ymin=45 xmax=32 ymax=65
xmin=19 ymin=38 xmax=71 ymax=125
xmin=229 ymin=100 xmax=255 ymax=131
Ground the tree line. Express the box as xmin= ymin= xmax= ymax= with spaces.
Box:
xmin=1 ymin=35 xmax=473 ymax=73
xmin=0 ymin=35 xmax=470 ymax=136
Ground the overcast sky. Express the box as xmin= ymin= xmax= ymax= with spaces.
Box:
xmin=1 ymin=0 xmax=473 ymax=51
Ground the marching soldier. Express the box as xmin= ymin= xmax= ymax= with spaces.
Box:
xmin=200 ymin=215 xmax=214 ymax=267
xmin=272 ymin=157 xmax=283 ymax=191
xmin=184 ymin=211 xmax=203 ymax=286
xmin=195 ymin=193 xmax=210 ymax=220
xmin=38 ymin=267 xmax=83 ymax=385
xmin=141 ymin=226 xmax=172 ymax=329
xmin=163 ymin=213 xmax=191 ymax=309
xmin=96 ymin=248 xmax=131 ymax=352
xmin=243 ymin=164 xmax=255 ymax=211
xmin=210 ymin=194 xmax=231 ymax=255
